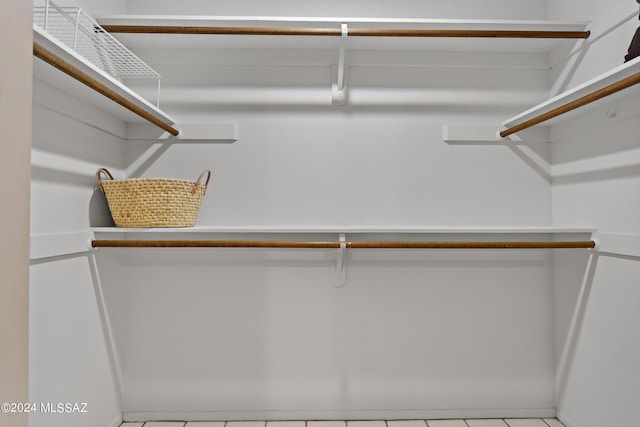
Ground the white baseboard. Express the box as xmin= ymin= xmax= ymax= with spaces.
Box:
xmin=556 ymin=410 xmax=580 ymax=427
xmin=107 ymin=413 xmax=123 ymax=427
xmin=124 ymin=408 xmax=556 ymax=422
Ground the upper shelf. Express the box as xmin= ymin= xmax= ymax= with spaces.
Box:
xmin=91 ymin=225 xmax=596 ymax=235
xmin=96 ymin=15 xmax=589 ymax=53
xmin=33 ymin=25 xmax=178 ymax=132
xmin=500 ymin=55 xmax=640 ymax=136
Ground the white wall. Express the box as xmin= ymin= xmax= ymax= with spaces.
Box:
xmin=36 ymin=0 xmax=639 ymax=423
xmin=0 ymin=0 xmax=31 ymax=426
xmin=125 ymin=0 xmax=548 ymax=20
xmin=126 ymin=48 xmax=552 ymax=227
xmin=108 ymin=247 xmax=558 ymax=421
xmin=549 ymin=1 xmax=640 ymax=427
xmin=29 ymin=256 xmax=123 ymax=427
xmin=114 ymin=110 xmax=559 ymax=420
xmin=33 ymin=0 xmax=127 ymax=16
xmin=91 ymin=0 xmax=566 ymax=421
xmin=549 ymin=0 xmax=639 ymax=94
xmin=129 ymin=111 xmax=552 ymax=228
xmin=29 ymin=78 xmax=125 ymax=427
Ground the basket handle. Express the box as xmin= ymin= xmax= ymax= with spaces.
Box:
xmin=192 ymin=169 xmax=212 ymax=195
xmin=96 ymin=168 xmax=114 ymax=193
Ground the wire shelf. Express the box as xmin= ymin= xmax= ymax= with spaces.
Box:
xmin=33 ymin=0 xmax=160 ymax=81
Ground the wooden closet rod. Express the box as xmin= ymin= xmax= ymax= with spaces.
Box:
xmin=91 ymin=239 xmax=597 ymax=249
xmin=33 ymin=42 xmax=180 ymax=137
xmin=500 ymin=71 xmax=640 ymax=138
xmin=101 ymin=25 xmax=590 ymax=39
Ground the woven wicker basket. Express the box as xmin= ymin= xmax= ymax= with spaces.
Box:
xmin=97 ymin=168 xmax=211 ymax=228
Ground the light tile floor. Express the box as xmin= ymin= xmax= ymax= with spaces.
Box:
xmin=121 ymin=419 xmax=564 ymax=427
xmin=426 ymin=421 xmax=468 ymax=427
xmin=386 ymin=422 xmax=427 ymax=427
xmin=267 ymin=422 xmax=306 ymax=427
xmin=465 ymin=421 xmax=509 ymax=427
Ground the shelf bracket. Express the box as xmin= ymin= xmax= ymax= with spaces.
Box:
xmin=330 ymin=233 xmax=347 ymax=287
xmin=332 ymin=24 xmax=348 ymax=106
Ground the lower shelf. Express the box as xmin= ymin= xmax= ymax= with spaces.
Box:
xmin=91 ymin=239 xmax=596 ymax=249
xmin=31 ymin=226 xmax=602 ymax=261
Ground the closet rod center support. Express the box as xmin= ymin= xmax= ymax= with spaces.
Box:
xmin=331 ymin=233 xmax=348 ymax=287
xmin=332 ymin=24 xmax=348 ymax=106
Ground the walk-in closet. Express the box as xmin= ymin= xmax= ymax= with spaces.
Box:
xmin=1 ymin=0 xmax=639 ymax=427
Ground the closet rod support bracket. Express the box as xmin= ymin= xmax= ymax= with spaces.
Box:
xmin=332 ymin=24 xmax=348 ymax=106
xmin=331 ymin=233 xmax=347 ymax=287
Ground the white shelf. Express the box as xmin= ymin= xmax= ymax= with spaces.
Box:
xmin=91 ymin=226 xmax=595 ymax=234
xmin=97 ymin=15 xmax=588 ymax=53
xmin=30 ymin=227 xmax=599 ymax=260
xmin=33 ymin=25 xmax=177 ymax=126
xmin=503 ymin=55 xmax=640 ymax=128
xmin=98 ymin=15 xmax=588 ymax=28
